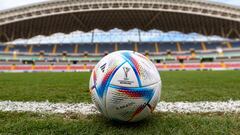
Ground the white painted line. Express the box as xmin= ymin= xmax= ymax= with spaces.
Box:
xmin=157 ymin=101 xmax=240 ymax=113
xmin=0 ymin=100 xmax=240 ymax=115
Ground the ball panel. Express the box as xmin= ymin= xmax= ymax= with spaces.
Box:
xmin=129 ymin=106 xmax=150 ymax=122
xmin=91 ymin=53 xmax=125 ymax=99
xmin=90 ymin=87 xmax=108 ymax=117
xmin=146 ymin=82 xmax=161 ymax=113
xmin=105 ymin=87 xmax=150 ymax=121
xmin=131 ymin=52 xmax=161 ymax=86
xmin=110 ymin=62 xmax=140 ymax=88
xmin=105 ymin=82 xmax=161 ymax=122
xmin=119 ymin=51 xmax=161 ymax=87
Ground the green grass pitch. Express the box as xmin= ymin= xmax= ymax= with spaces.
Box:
xmin=0 ymin=71 xmax=240 ymax=134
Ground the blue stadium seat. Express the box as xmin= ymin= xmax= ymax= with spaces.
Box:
xmin=9 ymin=45 xmax=29 ymax=53
xmin=181 ymin=42 xmax=202 ymax=51
xmin=98 ymin=43 xmax=115 ymax=53
xmin=78 ymin=44 xmax=95 ymax=53
xmin=138 ymin=43 xmax=156 ymax=53
xmin=159 ymin=42 xmax=177 ymax=52
xmin=231 ymin=41 xmax=240 ymax=48
xmin=32 ymin=44 xmax=53 ymax=53
xmin=0 ymin=44 xmax=5 ymax=52
xmin=118 ymin=43 xmax=134 ymax=51
xmin=57 ymin=44 xmax=75 ymax=53
xmin=205 ymin=42 xmax=225 ymax=50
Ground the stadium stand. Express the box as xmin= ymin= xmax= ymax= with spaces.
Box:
xmin=181 ymin=42 xmax=202 ymax=51
xmin=0 ymin=0 xmax=240 ymax=74
xmin=0 ymin=1 xmax=240 ymax=74
xmin=1 ymin=41 xmax=240 ymax=55
xmin=8 ymin=45 xmax=29 ymax=53
xmin=98 ymin=43 xmax=115 ymax=53
xmin=118 ymin=43 xmax=135 ymax=51
xmin=2 ymin=41 xmax=239 ymax=56
xmin=205 ymin=42 xmax=228 ymax=50
xmin=78 ymin=44 xmax=95 ymax=54
xmin=33 ymin=44 xmax=53 ymax=53
xmin=0 ymin=41 xmax=240 ymax=72
xmin=231 ymin=41 xmax=240 ymax=48
xmin=0 ymin=44 xmax=5 ymax=52
xmin=159 ymin=42 xmax=177 ymax=52
xmin=138 ymin=43 xmax=156 ymax=53
xmin=57 ymin=44 xmax=75 ymax=53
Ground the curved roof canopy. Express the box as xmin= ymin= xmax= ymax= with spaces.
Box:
xmin=0 ymin=0 xmax=240 ymax=42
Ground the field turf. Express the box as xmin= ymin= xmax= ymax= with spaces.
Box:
xmin=1 ymin=112 xmax=239 ymax=135
xmin=0 ymin=71 xmax=240 ymax=103
xmin=0 ymin=71 xmax=240 ymax=134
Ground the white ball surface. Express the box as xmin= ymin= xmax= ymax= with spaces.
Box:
xmin=89 ymin=51 xmax=161 ymax=122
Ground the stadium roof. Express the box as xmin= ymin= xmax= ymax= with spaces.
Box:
xmin=11 ymin=29 xmax=226 ymax=44
xmin=0 ymin=0 xmax=240 ymax=42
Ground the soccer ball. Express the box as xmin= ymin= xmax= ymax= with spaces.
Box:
xmin=89 ymin=51 xmax=161 ymax=122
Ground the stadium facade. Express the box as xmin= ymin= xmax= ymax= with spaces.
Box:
xmin=0 ymin=0 xmax=240 ymax=72
xmin=1 ymin=0 xmax=240 ymax=41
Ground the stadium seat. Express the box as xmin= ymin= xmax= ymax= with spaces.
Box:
xmin=98 ymin=43 xmax=115 ymax=53
xmin=138 ymin=43 xmax=156 ymax=53
xmin=78 ymin=44 xmax=95 ymax=54
xmin=0 ymin=44 xmax=5 ymax=52
xmin=57 ymin=44 xmax=75 ymax=54
xmin=118 ymin=43 xmax=135 ymax=51
xmin=205 ymin=42 xmax=227 ymax=50
xmin=3 ymin=41 xmax=240 ymax=58
xmin=181 ymin=42 xmax=202 ymax=51
xmin=32 ymin=44 xmax=53 ymax=53
xmin=159 ymin=42 xmax=177 ymax=52
xmin=231 ymin=41 xmax=240 ymax=48
xmin=8 ymin=45 xmax=29 ymax=53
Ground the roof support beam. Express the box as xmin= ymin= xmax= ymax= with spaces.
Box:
xmin=3 ymin=33 xmax=10 ymax=42
xmin=70 ymin=14 xmax=88 ymax=29
xmin=226 ymin=28 xmax=234 ymax=38
xmin=233 ymin=29 xmax=240 ymax=38
xmin=144 ymin=12 xmax=160 ymax=29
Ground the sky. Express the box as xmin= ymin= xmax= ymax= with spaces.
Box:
xmin=0 ymin=0 xmax=239 ymax=43
xmin=210 ymin=0 xmax=240 ymax=6
xmin=0 ymin=0 xmax=48 ymax=11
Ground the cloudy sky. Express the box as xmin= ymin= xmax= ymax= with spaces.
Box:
xmin=0 ymin=0 xmax=240 ymax=11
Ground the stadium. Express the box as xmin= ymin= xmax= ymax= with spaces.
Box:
xmin=0 ymin=0 xmax=240 ymax=134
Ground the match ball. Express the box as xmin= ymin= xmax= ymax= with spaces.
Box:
xmin=89 ymin=51 xmax=161 ymax=122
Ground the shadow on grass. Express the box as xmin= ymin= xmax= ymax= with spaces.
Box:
xmin=90 ymin=113 xmax=160 ymax=129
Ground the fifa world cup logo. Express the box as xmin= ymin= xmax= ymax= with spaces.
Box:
xmin=123 ymin=67 xmax=130 ymax=80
